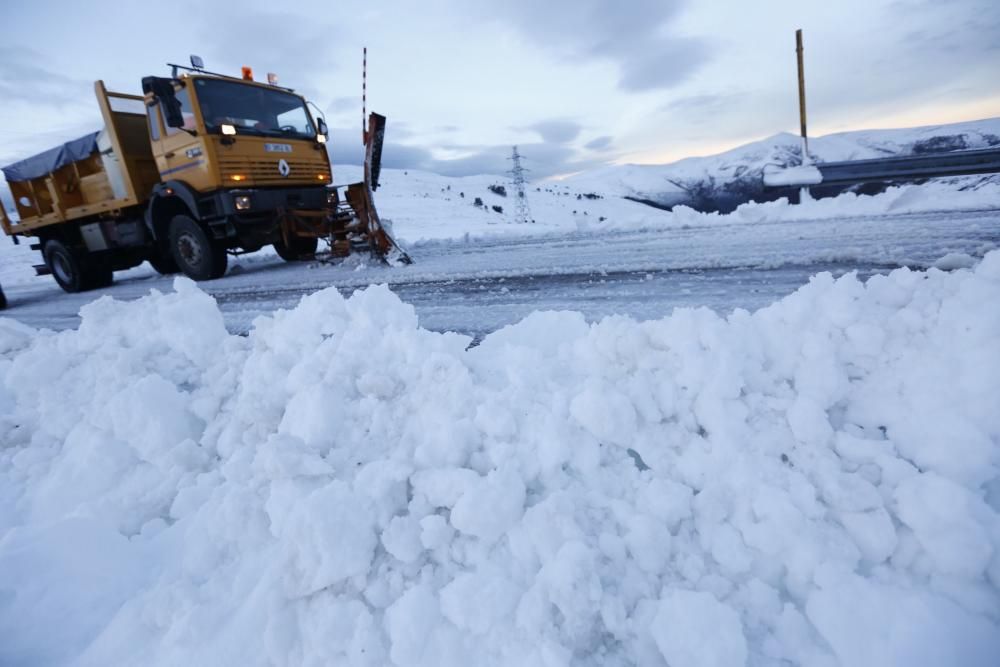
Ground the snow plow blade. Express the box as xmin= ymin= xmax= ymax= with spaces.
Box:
xmin=278 ymin=112 xmax=409 ymax=265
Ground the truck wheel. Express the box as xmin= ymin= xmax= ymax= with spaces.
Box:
xmin=44 ymin=240 xmax=87 ymax=293
xmin=168 ymin=215 xmax=227 ymax=281
xmin=148 ymin=249 xmax=180 ymax=275
xmin=274 ymin=236 xmax=318 ymax=261
xmin=44 ymin=241 xmax=114 ymax=292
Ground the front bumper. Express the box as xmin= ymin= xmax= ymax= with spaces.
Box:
xmin=200 ymin=186 xmax=331 ymax=221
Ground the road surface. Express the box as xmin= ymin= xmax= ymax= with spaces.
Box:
xmin=3 ymin=209 xmax=997 ymax=338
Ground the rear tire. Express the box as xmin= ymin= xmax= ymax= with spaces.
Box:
xmin=273 ymin=235 xmax=318 ymax=261
xmin=44 ymin=240 xmax=113 ymax=293
xmin=168 ymin=215 xmax=227 ymax=281
xmin=148 ymin=249 xmax=180 ymax=275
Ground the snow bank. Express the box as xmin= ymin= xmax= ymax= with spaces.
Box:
xmin=375 ymin=168 xmax=1000 ymax=244
xmin=574 ymin=178 xmax=1000 ymax=235
xmin=2 ymin=255 xmax=1000 ymax=666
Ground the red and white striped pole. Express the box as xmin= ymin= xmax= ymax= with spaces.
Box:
xmin=362 ymin=47 xmax=367 ymax=144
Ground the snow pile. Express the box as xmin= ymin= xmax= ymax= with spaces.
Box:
xmin=589 ymin=178 xmax=1000 ymax=235
xmin=2 ymin=256 xmax=1000 ymax=666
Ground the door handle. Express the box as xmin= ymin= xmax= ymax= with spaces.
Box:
xmin=164 ymin=151 xmax=175 ymax=158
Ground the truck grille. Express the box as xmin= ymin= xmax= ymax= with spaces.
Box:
xmin=218 ymin=156 xmax=330 ymax=187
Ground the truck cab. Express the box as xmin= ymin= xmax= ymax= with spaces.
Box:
xmin=141 ymin=70 xmax=333 ymax=278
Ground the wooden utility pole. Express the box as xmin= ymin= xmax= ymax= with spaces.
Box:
xmin=796 ymin=29 xmax=810 ymax=165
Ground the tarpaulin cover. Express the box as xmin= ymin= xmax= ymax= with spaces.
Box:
xmin=1 ymin=131 xmax=100 ymax=184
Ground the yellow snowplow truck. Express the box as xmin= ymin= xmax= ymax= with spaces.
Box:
xmin=1 ymin=59 xmax=407 ymax=293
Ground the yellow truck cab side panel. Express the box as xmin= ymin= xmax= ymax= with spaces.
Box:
xmin=152 ymin=79 xmax=217 ymax=191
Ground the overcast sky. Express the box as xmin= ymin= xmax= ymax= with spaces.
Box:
xmin=1 ymin=0 xmax=998 ymax=180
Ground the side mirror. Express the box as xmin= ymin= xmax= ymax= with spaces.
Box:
xmin=317 ymin=117 xmax=328 ymax=137
xmin=162 ymin=97 xmax=184 ymax=129
xmin=141 ymin=76 xmax=184 ymax=128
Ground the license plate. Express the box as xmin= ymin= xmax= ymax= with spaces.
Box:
xmin=265 ymin=143 xmax=292 ymax=153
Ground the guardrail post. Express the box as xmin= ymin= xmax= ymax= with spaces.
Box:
xmin=796 ymin=29 xmax=810 ymax=166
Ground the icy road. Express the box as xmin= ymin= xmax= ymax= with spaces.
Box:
xmin=3 ymin=209 xmax=998 ymax=338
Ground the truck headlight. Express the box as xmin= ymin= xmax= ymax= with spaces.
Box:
xmin=235 ymin=195 xmax=252 ymax=211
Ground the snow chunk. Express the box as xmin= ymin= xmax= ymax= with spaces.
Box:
xmin=279 ymin=481 xmax=377 ymax=597
xmin=933 ymin=252 xmax=977 ymax=270
xmin=570 ymin=382 xmax=637 ymax=447
xmin=652 ymin=589 xmax=748 ymax=667
xmin=450 ymin=467 xmax=526 ymax=542
xmin=894 ymin=473 xmax=993 ymax=577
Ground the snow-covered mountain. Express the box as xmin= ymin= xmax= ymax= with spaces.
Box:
xmin=565 ymin=117 xmax=1000 ymax=212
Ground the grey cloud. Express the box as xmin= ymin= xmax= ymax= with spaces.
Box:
xmin=663 ymin=93 xmax=729 ymax=112
xmin=481 ymin=0 xmax=709 ymax=91
xmin=197 ymin=11 xmax=342 ymax=101
xmin=522 ymin=119 xmax=582 ymax=144
xmin=661 ymin=92 xmax=745 ymax=123
xmin=584 ymin=136 xmax=614 ymax=151
xmin=1 ymin=119 xmax=105 ymax=172
xmin=616 ymin=37 xmax=709 ymax=92
xmin=389 ymin=122 xmax=417 ymax=141
xmin=326 ymin=127 xmax=608 ymax=179
xmin=427 ymin=143 xmax=602 ymax=179
xmin=0 ymin=47 xmax=92 ymax=106
xmin=326 ymin=127 xmax=436 ymax=173
xmin=801 ymin=1 xmax=1000 ymax=120
xmin=326 ymin=96 xmax=362 ymax=114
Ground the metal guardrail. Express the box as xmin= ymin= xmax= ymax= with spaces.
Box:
xmin=815 ymin=147 xmax=1000 ymax=186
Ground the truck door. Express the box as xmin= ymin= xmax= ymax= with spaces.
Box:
xmin=156 ymin=84 xmax=211 ymax=190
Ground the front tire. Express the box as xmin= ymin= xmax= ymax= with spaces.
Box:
xmin=273 ymin=235 xmax=318 ymax=261
xmin=168 ymin=215 xmax=227 ymax=281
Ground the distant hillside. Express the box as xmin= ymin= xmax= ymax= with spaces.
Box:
xmin=566 ymin=118 xmax=1000 ymax=212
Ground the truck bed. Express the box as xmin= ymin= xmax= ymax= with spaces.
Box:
xmin=1 ymin=82 xmax=160 ymax=236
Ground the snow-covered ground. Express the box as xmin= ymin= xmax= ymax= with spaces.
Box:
xmin=2 ymin=250 xmax=999 ymax=666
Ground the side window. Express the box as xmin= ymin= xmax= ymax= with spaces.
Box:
xmin=163 ymin=86 xmax=196 ymax=136
xmin=147 ymin=104 xmax=161 ymax=141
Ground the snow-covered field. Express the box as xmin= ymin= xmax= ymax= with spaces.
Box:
xmin=2 ymin=250 xmax=999 ymax=666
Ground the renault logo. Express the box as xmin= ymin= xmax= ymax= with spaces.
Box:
xmin=277 ymin=159 xmax=291 ymax=177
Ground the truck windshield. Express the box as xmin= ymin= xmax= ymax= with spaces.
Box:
xmin=192 ymin=78 xmax=316 ymax=140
